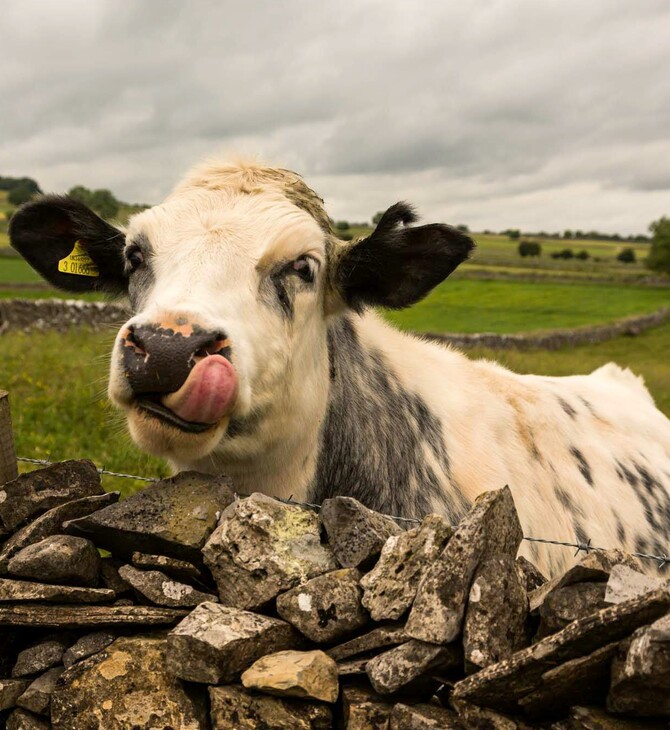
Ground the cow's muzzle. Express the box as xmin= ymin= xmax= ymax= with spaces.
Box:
xmin=119 ymin=317 xmax=237 ymax=432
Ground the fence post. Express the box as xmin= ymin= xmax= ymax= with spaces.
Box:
xmin=0 ymin=390 xmax=18 ymax=485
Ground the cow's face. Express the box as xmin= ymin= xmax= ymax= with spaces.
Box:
xmin=10 ymin=161 xmax=473 ymax=465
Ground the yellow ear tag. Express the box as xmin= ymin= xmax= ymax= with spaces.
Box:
xmin=57 ymin=240 xmax=100 ymax=277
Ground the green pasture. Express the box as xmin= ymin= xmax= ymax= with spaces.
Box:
xmin=384 ymin=279 xmax=669 ymax=334
xmin=2 ymin=323 xmax=668 ymax=498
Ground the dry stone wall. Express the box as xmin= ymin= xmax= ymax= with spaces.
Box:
xmin=0 ymin=460 xmax=668 ymax=728
xmin=1 ymin=299 xmax=670 ymax=350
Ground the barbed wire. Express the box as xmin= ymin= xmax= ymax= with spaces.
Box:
xmin=17 ymin=455 xmax=669 ymax=570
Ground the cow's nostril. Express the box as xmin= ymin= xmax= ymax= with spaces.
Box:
xmin=193 ymin=333 xmax=230 ymax=361
xmin=123 ymin=324 xmax=147 ymax=355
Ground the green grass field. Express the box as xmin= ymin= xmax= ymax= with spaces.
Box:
xmin=384 ymin=279 xmax=668 ymax=334
xmin=2 ymin=323 xmax=668 ymax=497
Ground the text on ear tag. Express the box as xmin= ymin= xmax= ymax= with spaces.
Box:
xmin=57 ymin=240 xmax=100 ymax=277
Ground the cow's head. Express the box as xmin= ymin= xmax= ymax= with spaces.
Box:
xmin=10 ymin=160 xmax=473 ymax=467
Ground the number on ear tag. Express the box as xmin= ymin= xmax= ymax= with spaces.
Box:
xmin=57 ymin=241 xmax=100 ymax=277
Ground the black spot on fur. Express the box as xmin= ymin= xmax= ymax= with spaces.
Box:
xmin=578 ymin=396 xmax=598 ymax=417
xmin=553 ymin=484 xmax=585 ymax=518
xmin=558 ymin=397 xmax=577 ymax=419
xmin=575 ymin=522 xmax=589 ymax=546
xmin=570 ymin=447 xmax=594 ymax=487
xmin=127 ymin=235 xmax=155 ymax=311
xmin=270 ymin=272 xmax=293 ymax=318
xmin=626 ymin=460 xmax=670 ymax=532
xmin=616 ymin=518 xmax=626 ymax=544
xmin=310 ymin=316 xmax=468 ymax=522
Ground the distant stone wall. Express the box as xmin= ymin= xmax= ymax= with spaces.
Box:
xmin=423 ymin=307 xmax=670 ymax=351
xmin=1 ymin=298 xmax=669 ymax=351
xmin=0 ymin=299 xmax=130 ymax=334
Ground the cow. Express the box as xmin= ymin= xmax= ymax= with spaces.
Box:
xmin=10 ymin=158 xmax=670 ymax=576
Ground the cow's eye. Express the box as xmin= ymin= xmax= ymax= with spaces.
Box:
xmin=289 ymin=255 xmax=317 ymax=283
xmin=125 ymin=245 xmax=144 ymax=273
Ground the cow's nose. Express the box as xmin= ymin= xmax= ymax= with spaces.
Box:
xmin=119 ymin=320 xmax=231 ymax=395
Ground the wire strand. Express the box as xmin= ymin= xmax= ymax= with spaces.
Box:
xmin=17 ymin=455 xmax=669 ymax=569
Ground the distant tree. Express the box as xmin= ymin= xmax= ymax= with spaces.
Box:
xmin=575 ymin=250 xmax=590 ymax=261
xmin=518 ymin=240 xmax=541 ymax=257
xmin=372 ymin=211 xmax=384 ymax=225
xmin=551 ymin=248 xmax=575 ymax=260
xmin=456 ymin=224 xmax=469 ymax=233
xmin=0 ymin=176 xmax=41 ymax=195
xmin=505 ymin=229 xmax=521 ymax=240
xmin=90 ymin=189 xmax=120 ymax=220
xmin=617 ymin=248 xmax=636 ymax=264
xmin=334 ymin=220 xmax=350 ymax=231
xmin=646 ymin=217 xmax=670 ymax=274
xmin=563 ymin=230 xmax=573 ymax=239
xmin=68 ymin=185 xmax=119 ymax=219
xmin=68 ymin=185 xmax=93 ymax=206
xmin=7 ymin=182 xmax=36 ymax=205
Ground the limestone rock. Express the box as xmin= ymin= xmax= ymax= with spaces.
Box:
xmin=5 ymin=708 xmax=50 ymax=730
xmin=0 ymin=492 xmax=118 ymax=572
xmin=0 ymin=460 xmax=103 ymax=538
xmin=452 ymin=586 xmax=670 ymax=713
xmin=366 ymin=640 xmax=461 ymax=695
xmin=0 ymin=604 xmax=186 ymax=628
xmin=341 ymin=685 xmax=393 ymax=729
xmin=518 ymin=642 xmax=618 ymax=718
xmin=131 ymin=551 xmax=206 ymax=584
xmin=118 ymin=564 xmax=216 ymax=607
xmin=65 ymin=471 xmax=234 ymax=562
xmin=337 ymin=657 xmax=370 ymax=676
xmin=167 ymin=601 xmax=298 ymax=684
xmin=516 ymin=556 xmax=547 ymax=593
xmin=51 ymin=635 xmax=208 ymax=730
xmin=463 ymin=554 xmax=529 ymax=671
xmin=452 ymin=699 xmax=536 ymax=729
xmin=276 ymin=568 xmax=368 ymax=642
xmin=538 ymin=582 xmax=607 ymax=638
xmin=0 ymin=577 xmax=113 ymax=603
xmin=203 ymin=493 xmax=337 ymax=610
xmin=554 ymin=705 xmax=668 ymax=729
xmin=604 ymin=564 xmax=664 ymax=605
xmin=12 ymin=637 xmax=69 ymax=677
xmin=321 ymin=495 xmax=403 ymax=569
xmin=8 ymin=535 xmax=101 ymax=586
xmin=529 ymin=550 xmax=639 ymax=612
xmin=16 ymin=666 xmax=64 ymax=715
xmin=209 ymin=684 xmax=332 ymax=729
xmin=406 ymin=486 xmax=523 ymax=644
xmin=62 ymin=631 xmax=117 ymax=667
xmin=607 ymin=613 xmax=670 ymax=716
xmin=241 ymin=649 xmax=339 ymax=703
xmin=327 ymin=623 xmax=407 ymax=662
xmin=390 ymin=702 xmax=463 ymax=729
xmin=0 ymin=679 xmax=30 ymax=712
xmin=360 ymin=513 xmax=452 ymax=621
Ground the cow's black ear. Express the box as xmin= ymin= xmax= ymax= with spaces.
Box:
xmin=335 ymin=202 xmax=474 ymax=310
xmin=9 ymin=195 xmax=127 ymax=294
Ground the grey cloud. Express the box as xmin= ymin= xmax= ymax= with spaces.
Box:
xmin=1 ymin=0 xmax=669 ymax=233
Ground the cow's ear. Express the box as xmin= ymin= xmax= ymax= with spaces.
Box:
xmin=334 ymin=202 xmax=474 ymax=310
xmin=9 ymin=195 xmax=127 ymax=294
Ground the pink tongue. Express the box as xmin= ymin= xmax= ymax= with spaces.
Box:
xmin=162 ymin=356 xmax=238 ymax=424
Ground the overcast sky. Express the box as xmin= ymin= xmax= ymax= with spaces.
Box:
xmin=2 ymin=0 xmax=669 ymax=234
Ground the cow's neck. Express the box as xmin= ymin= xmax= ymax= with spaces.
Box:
xmin=308 ymin=312 xmax=471 ymax=522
